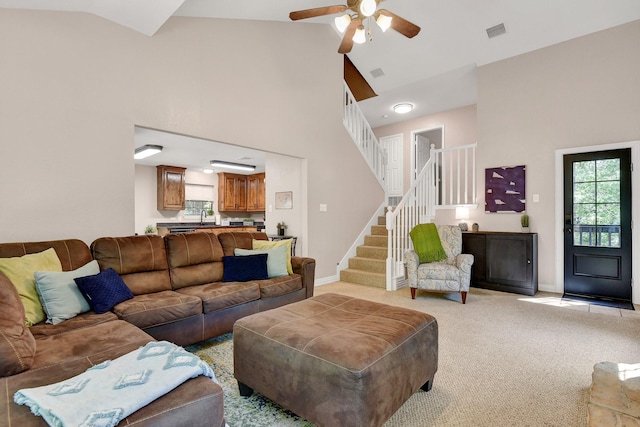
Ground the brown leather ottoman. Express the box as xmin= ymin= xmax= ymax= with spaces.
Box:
xmin=233 ymin=293 xmax=438 ymax=427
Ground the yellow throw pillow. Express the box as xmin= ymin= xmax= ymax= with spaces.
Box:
xmin=252 ymin=239 xmax=293 ymax=275
xmin=0 ymin=248 xmax=62 ymax=326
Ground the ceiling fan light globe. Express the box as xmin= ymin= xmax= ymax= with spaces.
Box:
xmin=360 ymin=0 xmax=377 ymax=17
xmin=335 ymin=14 xmax=351 ymax=33
xmin=376 ymin=14 xmax=392 ymax=32
xmin=353 ymin=26 xmax=366 ymax=44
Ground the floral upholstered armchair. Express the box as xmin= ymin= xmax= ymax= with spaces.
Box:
xmin=405 ymin=225 xmax=474 ymax=304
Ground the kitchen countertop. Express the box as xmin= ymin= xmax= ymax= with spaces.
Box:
xmin=157 ymin=222 xmax=264 ymax=229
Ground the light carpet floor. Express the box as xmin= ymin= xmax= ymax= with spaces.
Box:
xmin=188 ymin=283 xmax=640 ymax=427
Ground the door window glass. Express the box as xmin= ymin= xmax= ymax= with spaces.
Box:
xmin=572 ymin=159 xmax=621 ymax=247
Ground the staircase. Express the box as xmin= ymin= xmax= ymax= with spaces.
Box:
xmin=339 ymin=216 xmax=388 ymax=288
xmin=339 ymin=80 xmax=477 ymax=290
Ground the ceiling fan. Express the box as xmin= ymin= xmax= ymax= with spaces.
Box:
xmin=289 ymin=0 xmax=421 ymax=54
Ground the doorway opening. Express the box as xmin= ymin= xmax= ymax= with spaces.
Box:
xmin=411 ymin=126 xmax=444 ymax=185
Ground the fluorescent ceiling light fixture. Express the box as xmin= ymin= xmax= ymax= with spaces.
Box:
xmin=335 ymin=14 xmax=351 ymax=33
xmin=376 ymin=13 xmax=392 ymax=32
xmin=134 ymin=144 xmax=163 ymax=159
xmin=210 ymin=160 xmax=256 ymax=172
xmin=202 ymin=168 xmax=214 ymax=174
xmin=360 ymin=0 xmax=377 ymax=17
xmin=393 ymin=103 xmax=413 ymax=114
xmin=353 ymin=25 xmax=366 ymax=44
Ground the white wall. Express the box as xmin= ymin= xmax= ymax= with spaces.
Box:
xmin=0 ymin=9 xmax=383 ymax=280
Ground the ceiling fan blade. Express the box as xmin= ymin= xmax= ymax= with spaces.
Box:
xmin=378 ymin=9 xmax=421 ymax=38
xmin=338 ymin=19 xmax=360 ymax=54
xmin=289 ymin=5 xmax=348 ymax=21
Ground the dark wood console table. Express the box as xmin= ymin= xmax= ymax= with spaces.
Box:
xmin=462 ymin=231 xmax=538 ymax=296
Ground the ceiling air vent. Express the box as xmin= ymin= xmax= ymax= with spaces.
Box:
xmin=486 ymin=23 xmax=507 ymax=39
xmin=370 ymin=68 xmax=385 ymax=78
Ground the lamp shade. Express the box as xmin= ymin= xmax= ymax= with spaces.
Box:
xmin=353 ymin=26 xmax=366 ymax=44
xmin=376 ymin=13 xmax=392 ymax=32
xmin=335 ymin=14 xmax=351 ymax=33
xmin=455 ymin=206 xmax=470 ymax=220
xmin=360 ymin=0 xmax=377 ymax=17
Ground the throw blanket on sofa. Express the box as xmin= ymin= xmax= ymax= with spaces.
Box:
xmin=14 ymin=341 xmax=216 ymax=427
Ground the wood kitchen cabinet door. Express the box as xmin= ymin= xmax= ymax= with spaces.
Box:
xmin=218 ymin=173 xmax=248 ymax=211
xmin=157 ymin=165 xmax=186 ymax=210
xmin=247 ymin=173 xmax=265 ymax=212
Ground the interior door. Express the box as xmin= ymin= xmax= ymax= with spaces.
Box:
xmin=380 ymin=134 xmax=403 ymax=204
xmin=563 ymin=149 xmax=632 ymax=304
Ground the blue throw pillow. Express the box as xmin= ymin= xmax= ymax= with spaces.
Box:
xmin=74 ymin=268 xmax=134 ymax=314
xmin=222 ymin=254 xmax=268 ymax=282
xmin=234 ymin=246 xmax=288 ymax=278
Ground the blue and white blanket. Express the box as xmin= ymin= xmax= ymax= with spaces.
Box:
xmin=14 ymin=341 xmax=216 ymax=427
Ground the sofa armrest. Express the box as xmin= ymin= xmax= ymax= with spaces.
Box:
xmin=405 ymin=250 xmax=419 ymax=287
xmin=455 ymin=254 xmax=474 ymax=273
xmin=291 ymin=256 xmax=316 ymax=299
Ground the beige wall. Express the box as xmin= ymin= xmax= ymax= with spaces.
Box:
xmin=478 ymin=19 xmax=640 ymax=297
xmin=373 ymin=104 xmax=478 ymax=229
xmin=0 ymin=9 xmax=383 ymax=280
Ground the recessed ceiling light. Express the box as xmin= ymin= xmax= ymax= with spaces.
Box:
xmin=202 ymin=168 xmax=214 ymax=174
xmin=393 ymin=103 xmax=414 ymax=114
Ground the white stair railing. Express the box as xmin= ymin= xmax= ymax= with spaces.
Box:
xmin=385 ymin=143 xmax=477 ymax=290
xmin=343 ymin=82 xmax=387 ymax=190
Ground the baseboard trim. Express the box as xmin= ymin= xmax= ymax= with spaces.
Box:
xmin=314 ymin=275 xmax=339 ymax=286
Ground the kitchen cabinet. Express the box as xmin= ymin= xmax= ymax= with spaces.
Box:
xmin=218 ymin=173 xmax=248 ymax=211
xmin=462 ymin=231 xmax=538 ymax=296
xmin=218 ymin=172 xmax=266 ymax=212
xmin=247 ymin=173 xmax=266 ymax=212
xmin=157 ymin=165 xmax=186 ymax=210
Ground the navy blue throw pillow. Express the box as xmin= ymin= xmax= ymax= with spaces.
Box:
xmin=222 ymin=254 xmax=269 ymax=282
xmin=74 ymin=268 xmax=134 ymax=314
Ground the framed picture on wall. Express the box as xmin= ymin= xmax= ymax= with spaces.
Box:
xmin=275 ymin=191 xmax=293 ymax=209
xmin=485 ymin=165 xmax=526 ymax=213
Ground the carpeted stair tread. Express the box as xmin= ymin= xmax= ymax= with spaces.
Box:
xmin=339 ymin=269 xmax=386 ymax=288
xmin=356 ymin=245 xmax=387 ymax=259
xmin=364 ymin=234 xmax=388 ymax=247
xmin=349 ymin=256 xmax=386 ymax=274
xmin=371 ymin=225 xmax=387 ymax=236
xmin=377 ymin=216 xmax=386 ymax=226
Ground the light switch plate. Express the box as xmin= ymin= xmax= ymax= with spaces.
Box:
xmin=320 ymin=204 xmax=327 ymax=212
xmin=532 ymin=194 xmax=540 ymax=203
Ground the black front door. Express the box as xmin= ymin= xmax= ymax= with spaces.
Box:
xmin=563 ymin=149 xmax=632 ymax=303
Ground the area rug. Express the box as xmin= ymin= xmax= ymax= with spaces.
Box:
xmin=185 ymin=334 xmax=314 ymax=427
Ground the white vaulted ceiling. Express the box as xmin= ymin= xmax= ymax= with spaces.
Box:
xmin=1 ymin=0 xmax=639 ymax=167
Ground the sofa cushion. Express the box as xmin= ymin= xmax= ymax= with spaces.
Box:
xmin=111 ymin=290 xmax=202 ymax=329
xmin=218 ymin=232 xmax=268 ymax=256
xmin=176 ymin=282 xmax=260 ymax=313
xmin=255 ymin=274 xmax=304 ymax=299
xmin=91 ymin=235 xmax=171 ymax=295
xmin=29 ymin=311 xmax=119 ymax=338
xmin=253 ymin=239 xmax=294 ymax=274
xmin=34 ymin=260 xmax=98 ymax=324
xmin=75 ymin=268 xmax=134 ymax=314
xmin=0 ymin=248 xmax=63 ymax=326
xmin=164 ymin=233 xmax=225 ymax=289
xmin=235 ymin=246 xmax=288 ymax=278
xmin=0 ymin=271 xmax=36 ymax=376
xmin=222 ymin=254 xmax=269 ymax=282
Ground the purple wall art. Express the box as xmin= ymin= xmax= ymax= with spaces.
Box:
xmin=485 ymin=165 xmax=526 ymax=213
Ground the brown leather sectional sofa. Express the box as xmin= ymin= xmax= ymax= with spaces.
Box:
xmin=0 ymin=231 xmax=315 ymax=427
